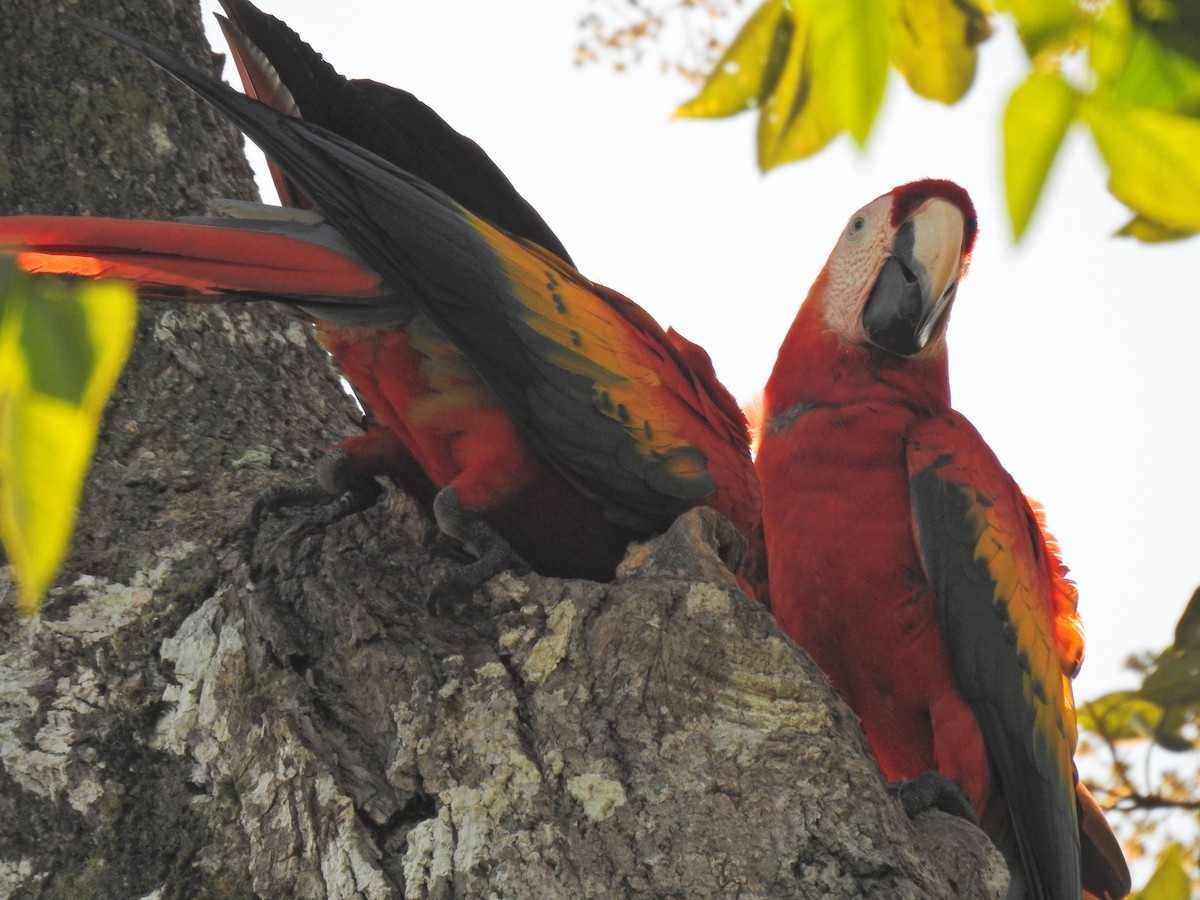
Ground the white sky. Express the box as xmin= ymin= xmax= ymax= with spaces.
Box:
xmin=199 ymin=0 xmax=1200 ymax=703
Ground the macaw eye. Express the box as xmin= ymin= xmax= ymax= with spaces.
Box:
xmin=848 ymin=216 xmax=866 ymax=236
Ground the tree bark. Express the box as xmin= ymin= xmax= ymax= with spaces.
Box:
xmin=0 ymin=1 xmax=1008 ymax=896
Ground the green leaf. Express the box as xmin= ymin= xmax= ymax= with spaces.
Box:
xmin=1108 ymin=25 xmax=1200 ymax=111
xmin=1088 ymin=0 xmax=1133 ymax=85
xmin=997 ymin=0 xmax=1082 ymax=58
xmin=1077 ymin=690 xmax=1166 ymax=741
xmin=0 ymin=263 xmax=137 ymax=613
xmin=1170 ymin=585 xmax=1200 ymax=649
xmin=1084 ymin=94 xmax=1200 ymax=232
xmin=1004 ymin=69 xmax=1078 ymax=240
xmin=674 ymin=0 xmax=790 ymax=119
xmin=1131 ymin=0 xmax=1200 ymax=69
xmin=1115 ymin=214 xmax=1197 ymax=242
xmin=757 ymin=0 xmax=890 ymax=169
xmin=1140 ymin=650 xmax=1200 ymax=711
xmin=757 ymin=3 xmax=833 ymax=168
xmin=1134 ymin=845 xmax=1192 ymax=900
xmin=890 ymin=0 xmax=991 ymax=104
xmin=20 ymin=282 xmax=96 ymax=403
xmin=817 ymin=0 xmax=889 ymax=145
xmin=1135 ymin=587 xmax=1200 ymax=744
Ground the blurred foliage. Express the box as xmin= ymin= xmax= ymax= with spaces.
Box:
xmin=576 ymin=0 xmax=752 ymax=79
xmin=1078 ymin=585 xmax=1200 ymax=898
xmin=578 ymin=0 xmax=1200 ymax=242
xmin=0 ymin=261 xmax=137 ymax=613
xmin=1132 ymin=846 xmax=1193 ymax=900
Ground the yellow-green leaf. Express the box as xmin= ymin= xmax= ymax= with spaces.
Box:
xmin=1088 ymin=0 xmax=1132 ymax=85
xmin=0 ymin=263 xmax=137 ymax=613
xmin=1109 ymin=25 xmax=1200 ymax=111
xmin=1131 ymin=0 xmax=1200 ymax=69
xmin=890 ymin=0 xmax=991 ymax=104
xmin=757 ymin=3 xmax=835 ymax=168
xmin=1117 ymin=214 xmax=1199 ymax=242
xmin=996 ymin=0 xmax=1081 ymax=58
xmin=674 ymin=0 xmax=790 ymax=119
xmin=816 ymin=0 xmax=889 ymax=145
xmin=1004 ymin=69 xmax=1078 ymax=240
xmin=757 ymin=0 xmax=890 ymax=169
xmin=1084 ymin=94 xmax=1200 ymax=232
xmin=1134 ymin=845 xmax=1192 ymax=900
xmin=1077 ymin=691 xmax=1165 ymax=741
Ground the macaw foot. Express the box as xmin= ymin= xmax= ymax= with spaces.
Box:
xmin=247 ymin=447 xmax=383 ymax=543
xmin=426 ymin=486 xmax=530 ymax=615
xmin=892 ymin=771 xmax=978 ymax=824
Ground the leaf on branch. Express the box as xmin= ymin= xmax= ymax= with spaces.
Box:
xmin=1115 ymin=215 xmax=1197 ymax=242
xmin=676 ymin=0 xmax=890 ymax=170
xmin=674 ymin=0 xmax=792 ymax=119
xmin=1084 ymin=94 xmax=1200 ymax=236
xmin=1168 ymin=585 xmax=1200 ymax=651
xmin=1078 ymin=690 xmax=1168 ymax=743
xmin=755 ymin=3 xmax=838 ymax=168
xmin=890 ymin=0 xmax=990 ymax=104
xmin=1083 ymin=588 xmax=1200 ymax=753
xmin=1003 ymin=68 xmax=1078 ymax=240
xmin=1083 ymin=7 xmax=1200 ymax=240
xmin=1107 ymin=25 xmax=1200 ymax=111
xmin=1135 ymin=844 xmax=1192 ymax=900
xmin=996 ymin=0 xmax=1082 ymax=59
xmin=1132 ymin=0 xmax=1200 ymax=70
xmin=0 ymin=261 xmax=137 ymax=613
xmin=818 ymin=0 xmax=889 ymax=146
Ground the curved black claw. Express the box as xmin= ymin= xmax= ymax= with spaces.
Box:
xmin=426 ymin=487 xmax=530 ymax=615
xmin=892 ymin=771 xmax=978 ymax=824
xmin=250 ymin=483 xmax=338 ymax=532
xmin=244 ymin=448 xmax=385 ymax=556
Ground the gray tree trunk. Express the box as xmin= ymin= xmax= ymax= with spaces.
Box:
xmin=0 ymin=1 xmax=1008 ymax=896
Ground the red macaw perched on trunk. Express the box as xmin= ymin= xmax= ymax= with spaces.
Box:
xmin=210 ymin=0 xmax=580 ymax=532
xmin=1 ymin=9 xmax=763 ymax=604
xmin=755 ymin=180 xmax=1129 ymax=900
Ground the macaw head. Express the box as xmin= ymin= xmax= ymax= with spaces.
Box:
xmin=818 ymin=179 xmax=977 ymax=359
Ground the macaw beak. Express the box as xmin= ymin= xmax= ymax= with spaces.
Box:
xmin=861 ymin=198 xmax=965 ymax=357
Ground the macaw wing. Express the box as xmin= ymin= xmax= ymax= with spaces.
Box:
xmin=89 ymin=21 xmax=755 ymax=533
xmin=215 ymin=0 xmax=574 ymax=264
xmin=470 ymin=235 xmax=758 ymax=531
xmin=906 ymin=411 xmax=1081 ymax=900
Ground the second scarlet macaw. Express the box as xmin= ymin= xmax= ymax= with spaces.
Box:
xmin=756 ymin=180 xmax=1129 ymax=899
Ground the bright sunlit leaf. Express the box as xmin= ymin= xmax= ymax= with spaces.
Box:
xmin=818 ymin=0 xmax=889 ymax=146
xmin=756 ymin=3 xmax=833 ymax=168
xmin=756 ymin=0 xmax=890 ymax=169
xmin=889 ymin=0 xmax=990 ymax=104
xmin=0 ymin=262 xmax=137 ymax=613
xmin=1084 ymin=95 xmax=1200 ymax=234
xmin=674 ymin=0 xmax=790 ymax=119
xmin=1004 ymin=69 xmax=1078 ymax=240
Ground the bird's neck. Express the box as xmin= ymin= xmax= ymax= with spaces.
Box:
xmin=763 ymin=290 xmax=951 ymax=422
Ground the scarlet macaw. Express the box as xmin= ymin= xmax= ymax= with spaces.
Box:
xmin=2 ymin=9 xmax=763 ymax=603
xmin=755 ymin=180 xmax=1129 ymax=899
